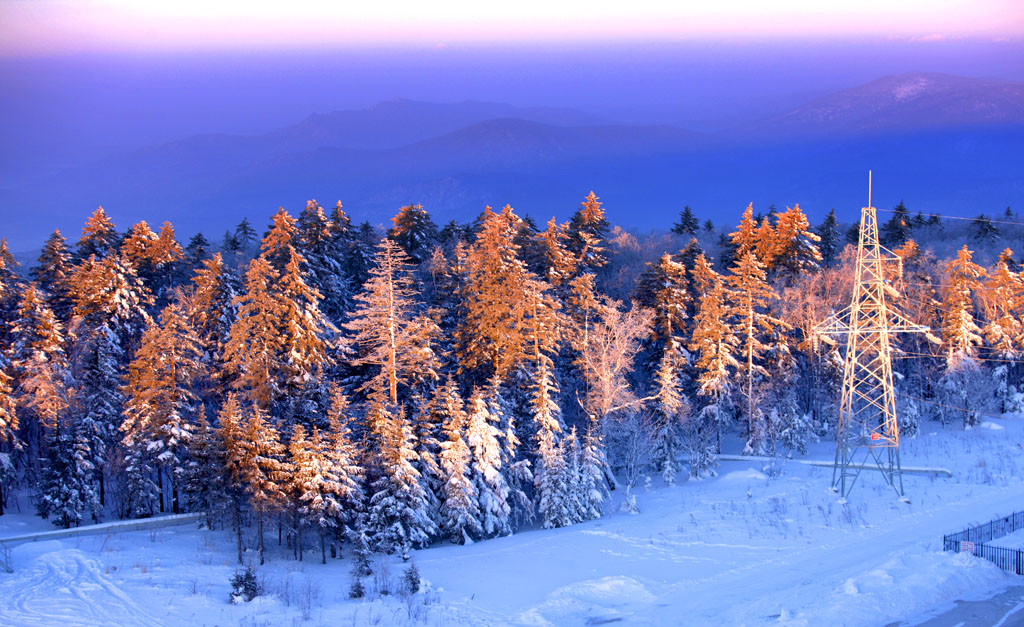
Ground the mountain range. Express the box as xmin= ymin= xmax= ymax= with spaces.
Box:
xmin=2 ymin=72 xmax=1022 ymax=250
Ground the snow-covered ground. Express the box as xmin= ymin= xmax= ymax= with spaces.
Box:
xmin=3 ymin=416 xmax=1024 ymax=626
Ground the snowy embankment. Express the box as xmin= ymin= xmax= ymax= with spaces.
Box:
xmin=2 ymin=417 xmax=1023 ymax=626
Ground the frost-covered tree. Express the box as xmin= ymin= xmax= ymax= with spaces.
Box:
xmin=982 ymin=248 xmax=1023 ymax=360
xmin=297 ymin=200 xmax=352 ymax=324
xmin=567 ymin=191 xmax=610 ymax=274
xmin=188 ymin=253 xmax=240 ymax=400
xmin=436 ymin=382 xmax=482 ymax=544
xmin=770 ymin=204 xmax=822 ymax=278
xmin=239 ymin=403 xmax=288 ymax=565
xmin=76 ymin=207 xmax=120 ymax=260
xmin=346 ymin=239 xmax=439 ymax=405
xmin=689 ymin=254 xmax=739 ymax=465
xmin=31 ymin=230 xmax=75 ymax=322
xmin=224 ymin=257 xmax=286 ymax=407
xmin=941 ymin=245 xmax=985 ymax=370
xmin=182 ymin=407 xmax=226 ymax=527
xmin=388 ymin=204 xmax=439 ymax=264
xmin=121 ymin=298 xmax=202 ymax=515
xmin=815 ymin=209 xmax=841 ymax=269
xmin=9 ymin=285 xmax=71 ymax=468
xmin=464 ymin=388 xmax=515 ymax=537
xmin=728 ymin=251 xmax=786 ymax=454
xmin=365 ymin=398 xmax=437 ymax=559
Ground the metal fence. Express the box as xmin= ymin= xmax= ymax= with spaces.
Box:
xmin=943 ymin=510 xmax=1024 ymax=575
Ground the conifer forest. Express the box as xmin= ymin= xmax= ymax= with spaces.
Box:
xmin=2 ymin=193 xmax=1021 ymax=576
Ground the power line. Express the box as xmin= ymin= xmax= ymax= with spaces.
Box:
xmin=875 ymin=208 xmax=1024 ymax=228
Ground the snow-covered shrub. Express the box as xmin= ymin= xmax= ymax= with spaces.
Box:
xmin=401 ymin=560 xmax=421 ymax=596
xmin=229 ymin=566 xmax=263 ymax=603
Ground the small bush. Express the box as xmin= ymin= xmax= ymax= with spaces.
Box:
xmin=348 ymin=577 xmax=365 ymax=599
xmin=230 ymin=566 xmax=263 ymax=603
xmin=401 ymin=561 xmax=420 ymax=596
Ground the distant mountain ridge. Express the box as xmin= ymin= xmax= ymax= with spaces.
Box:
xmin=2 ymin=73 xmax=1022 ymax=249
xmin=741 ymin=72 xmax=1024 ymax=139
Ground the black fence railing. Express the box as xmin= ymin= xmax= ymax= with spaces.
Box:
xmin=943 ymin=510 xmax=1024 ymax=576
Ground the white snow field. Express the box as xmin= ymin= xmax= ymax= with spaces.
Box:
xmin=3 ymin=417 xmax=1024 ymax=627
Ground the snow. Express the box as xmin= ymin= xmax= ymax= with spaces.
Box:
xmin=989 ymin=527 xmax=1024 ymax=549
xmin=2 ymin=416 xmax=1023 ymax=626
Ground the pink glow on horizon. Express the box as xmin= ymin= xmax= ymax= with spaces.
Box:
xmin=2 ymin=1 xmax=1023 ymax=55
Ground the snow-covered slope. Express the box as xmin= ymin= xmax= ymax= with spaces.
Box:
xmin=2 ymin=417 xmax=1023 ymax=626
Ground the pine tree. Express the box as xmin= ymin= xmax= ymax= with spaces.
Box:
xmin=531 ymin=218 xmax=578 ymax=287
xmin=436 ymin=382 xmax=482 ymax=544
xmin=188 ymin=253 xmax=240 ymax=400
xmin=881 ymin=201 xmax=912 ymax=248
xmin=463 ymin=389 xmax=515 ymax=537
xmin=296 ymin=200 xmax=352 ymax=324
xmin=366 ymin=398 xmax=437 ymax=559
xmin=816 ymin=209 xmax=841 ymax=269
xmin=567 ymin=191 xmax=610 ymax=274
xmin=728 ymin=251 xmax=786 ymax=454
xmin=346 ymin=239 xmax=439 ymax=405
xmin=651 ymin=338 xmax=687 ymax=485
xmin=31 ymin=230 xmax=75 ymax=322
xmin=216 ymin=394 xmax=249 ymax=563
xmin=729 ymin=203 xmax=760 ymax=261
xmin=234 ymin=217 xmax=258 ymax=253
xmin=672 ymin=206 xmax=700 ymax=236
xmin=224 ymin=257 xmax=286 ymax=407
xmin=577 ymin=424 xmax=611 ymax=520
xmin=239 ymin=403 xmax=289 ymax=565
xmin=182 ymin=406 xmax=227 ymax=527
xmin=689 ymin=254 xmax=739 ymax=459
xmin=941 ymin=245 xmax=985 ymax=370
xmin=771 ymin=204 xmax=822 ymax=278
xmin=388 ymin=204 xmax=439 ymax=264
xmin=323 ymin=386 xmax=364 ymax=560
xmin=982 ymin=249 xmax=1024 ymax=359
xmin=36 ymin=418 xmax=99 ymax=528
xmin=287 ymin=423 xmax=346 ymax=562
xmin=457 ymin=205 xmax=537 ymax=380
xmin=77 ymin=207 xmax=120 ymax=260
xmin=121 ymin=298 xmax=202 ymax=516
xmin=185 ymin=232 xmax=211 ymax=267
xmin=9 ymin=285 xmax=71 ymax=455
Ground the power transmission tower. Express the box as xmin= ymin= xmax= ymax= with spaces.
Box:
xmin=814 ymin=173 xmax=934 ymax=502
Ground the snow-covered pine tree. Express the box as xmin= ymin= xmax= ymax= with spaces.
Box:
xmin=729 ymin=203 xmax=760 ymax=262
xmin=770 ymin=204 xmax=822 ymax=279
xmin=224 ymin=257 xmax=287 ymax=408
xmin=36 ymin=417 xmax=99 ymax=528
xmin=345 ymin=239 xmax=439 ymax=405
xmin=567 ymin=191 xmax=610 ymax=275
xmin=365 ymin=397 xmax=437 ymax=559
xmin=388 ymin=204 xmax=439 ymax=264
xmin=436 ymin=381 xmax=482 ymax=544
xmin=941 ymin=245 xmax=985 ymax=370
xmin=578 ymin=423 xmax=611 ymax=520
xmin=689 ymin=254 xmax=739 ymax=470
xmin=982 ymin=248 xmax=1022 ymax=360
xmin=464 ymin=389 xmax=514 ymax=537
xmin=30 ymin=230 xmax=75 ymax=322
xmin=728 ymin=251 xmax=785 ymax=455
xmin=651 ymin=338 xmax=688 ymax=485
xmin=188 ymin=253 xmax=240 ymax=401
xmin=323 ymin=386 xmax=364 ymax=561
xmin=76 ymin=207 xmax=120 ymax=260
xmin=182 ymin=406 xmax=227 ymax=528
xmin=239 ymin=403 xmax=289 ymax=565
xmin=940 ymin=245 xmax=987 ymax=427
xmin=216 ymin=394 xmax=248 ymax=564
xmin=457 ymin=205 xmax=536 ymax=381
xmin=9 ymin=285 xmax=71 ymax=474
xmin=287 ymin=423 xmax=344 ymax=561
xmin=297 ymin=200 xmax=352 ymax=325
xmin=121 ymin=297 xmax=202 ymax=516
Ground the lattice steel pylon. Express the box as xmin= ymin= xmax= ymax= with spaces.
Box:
xmin=813 ymin=173 xmax=932 ymax=502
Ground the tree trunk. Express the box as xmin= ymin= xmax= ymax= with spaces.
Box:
xmin=234 ymin=497 xmax=243 ymax=565
xmin=257 ymin=508 xmax=265 ymax=566
xmin=320 ymin=532 xmax=326 ymax=565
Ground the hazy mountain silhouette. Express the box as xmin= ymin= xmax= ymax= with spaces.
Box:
xmin=739 ymin=72 xmax=1024 ymax=139
xmin=3 ymin=74 xmax=1022 ymax=250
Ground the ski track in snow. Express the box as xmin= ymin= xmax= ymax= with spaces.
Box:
xmin=0 ymin=549 xmax=166 ymax=627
